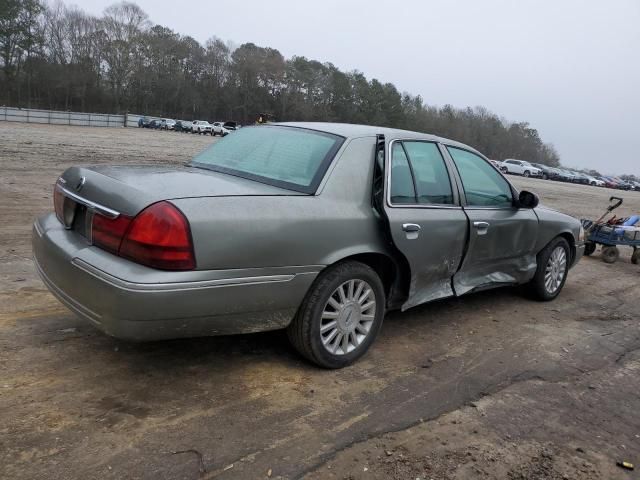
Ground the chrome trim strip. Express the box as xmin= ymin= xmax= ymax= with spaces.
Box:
xmin=33 ymin=219 xmax=44 ymax=237
xmin=56 ymin=184 xmax=121 ymax=219
xmin=71 ymin=258 xmax=300 ymax=292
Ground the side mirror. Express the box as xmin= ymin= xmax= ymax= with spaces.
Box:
xmin=518 ymin=190 xmax=539 ymax=209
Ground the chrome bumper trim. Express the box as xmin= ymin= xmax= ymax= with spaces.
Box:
xmin=71 ymin=258 xmax=297 ymax=292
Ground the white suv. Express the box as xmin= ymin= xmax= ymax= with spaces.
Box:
xmin=500 ymin=159 xmax=542 ymax=177
xmin=191 ymin=120 xmax=213 ymax=135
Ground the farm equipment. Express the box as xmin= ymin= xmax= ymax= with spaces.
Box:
xmin=581 ymin=197 xmax=640 ymax=264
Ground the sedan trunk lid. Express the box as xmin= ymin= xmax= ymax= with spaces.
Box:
xmin=58 ymin=164 xmax=304 ymax=217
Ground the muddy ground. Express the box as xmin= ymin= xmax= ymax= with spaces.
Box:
xmin=0 ymin=123 xmax=639 ymax=480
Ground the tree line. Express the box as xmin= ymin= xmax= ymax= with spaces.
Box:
xmin=1 ymin=0 xmax=563 ymax=165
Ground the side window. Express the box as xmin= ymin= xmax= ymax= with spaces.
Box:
xmin=402 ymin=142 xmax=454 ymax=204
xmin=390 ymin=142 xmax=416 ymax=204
xmin=447 ymin=147 xmax=513 ymax=208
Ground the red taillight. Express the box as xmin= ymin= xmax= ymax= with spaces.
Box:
xmin=90 ymin=201 xmax=195 ymax=271
xmin=92 ymin=214 xmax=132 ymax=254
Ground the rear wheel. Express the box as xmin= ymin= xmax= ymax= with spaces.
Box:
xmin=542 ymin=173 xmax=548 ymax=180
xmin=287 ymin=261 xmax=385 ymax=369
xmin=601 ymin=246 xmax=619 ymax=264
xmin=632 ymin=249 xmax=640 ymax=265
xmin=528 ymin=237 xmax=570 ymax=301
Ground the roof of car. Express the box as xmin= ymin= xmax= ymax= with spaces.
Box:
xmin=274 ymin=122 xmax=481 ymax=154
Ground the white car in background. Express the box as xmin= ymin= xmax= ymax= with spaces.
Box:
xmin=212 ymin=122 xmax=231 ymax=136
xmin=161 ymin=119 xmax=176 ymax=130
xmin=500 ymin=159 xmax=543 ymax=177
xmin=586 ymin=176 xmax=605 ymax=187
xmin=191 ymin=120 xmax=213 ymax=135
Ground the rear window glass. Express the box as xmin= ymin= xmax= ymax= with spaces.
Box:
xmin=191 ymin=126 xmax=344 ymax=193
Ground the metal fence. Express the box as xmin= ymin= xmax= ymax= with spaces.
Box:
xmin=0 ymin=106 xmax=149 ymax=128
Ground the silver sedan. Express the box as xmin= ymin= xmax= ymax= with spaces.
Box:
xmin=33 ymin=123 xmax=585 ymax=368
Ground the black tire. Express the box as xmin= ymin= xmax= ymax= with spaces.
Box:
xmin=601 ymin=246 xmax=619 ymax=264
xmin=631 ymin=249 xmax=640 ymax=265
xmin=528 ymin=237 xmax=571 ymax=301
xmin=287 ymin=261 xmax=385 ymax=369
xmin=500 ymin=167 xmax=508 ymax=173
xmin=542 ymin=174 xmax=548 ymax=180
xmin=584 ymin=241 xmax=596 ymax=256
xmin=524 ymin=170 xmax=530 ymax=177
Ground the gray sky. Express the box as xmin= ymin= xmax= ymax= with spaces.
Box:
xmin=79 ymin=0 xmax=640 ymax=174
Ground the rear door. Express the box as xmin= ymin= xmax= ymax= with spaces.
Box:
xmin=383 ymin=140 xmax=468 ymax=310
xmin=445 ymin=146 xmax=539 ymax=295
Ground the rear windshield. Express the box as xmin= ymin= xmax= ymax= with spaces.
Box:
xmin=190 ymin=126 xmax=344 ymax=193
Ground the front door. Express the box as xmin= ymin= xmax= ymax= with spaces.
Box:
xmin=383 ymin=140 xmax=468 ymax=310
xmin=445 ymin=147 xmax=539 ymax=295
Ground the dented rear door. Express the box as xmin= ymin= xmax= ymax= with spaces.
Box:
xmin=383 ymin=140 xmax=468 ymax=310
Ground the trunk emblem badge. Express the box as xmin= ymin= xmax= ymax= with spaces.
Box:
xmin=76 ymin=176 xmax=86 ymax=192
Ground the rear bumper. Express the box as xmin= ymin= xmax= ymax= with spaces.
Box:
xmin=33 ymin=214 xmax=320 ymax=341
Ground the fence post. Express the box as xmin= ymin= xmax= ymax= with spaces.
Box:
xmin=124 ymin=111 xmax=128 ymax=128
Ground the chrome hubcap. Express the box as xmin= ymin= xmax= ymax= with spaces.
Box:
xmin=320 ymin=279 xmax=376 ymax=355
xmin=544 ymin=246 xmax=567 ymax=294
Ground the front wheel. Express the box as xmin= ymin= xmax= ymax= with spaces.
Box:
xmin=287 ymin=261 xmax=385 ymax=368
xmin=524 ymin=170 xmax=530 ymax=177
xmin=528 ymin=237 xmax=570 ymax=301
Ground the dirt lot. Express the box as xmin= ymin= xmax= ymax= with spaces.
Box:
xmin=1 ymin=122 xmax=639 ymax=480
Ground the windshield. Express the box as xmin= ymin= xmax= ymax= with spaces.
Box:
xmin=190 ymin=126 xmax=345 ymax=193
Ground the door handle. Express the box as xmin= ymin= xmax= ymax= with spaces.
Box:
xmin=402 ymin=223 xmax=421 ymax=232
xmin=473 ymin=221 xmax=490 ymax=235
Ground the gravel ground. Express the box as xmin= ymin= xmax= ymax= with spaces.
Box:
xmin=1 ymin=122 xmax=639 ymax=480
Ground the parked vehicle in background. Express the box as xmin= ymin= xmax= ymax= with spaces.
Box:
xmin=138 ymin=117 xmax=150 ymax=128
xmin=557 ymin=169 xmax=577 ymax=182
xmin=223 ymin=121 xmax=239 ymax=131
xmin=146 ymin=119 xmax=162 ymax=129
xmin=33 ymin=123 xmax=584 ymax=368
xmin=598 ymin=176 xmax=618 ymax=188
xmin=489 ymin=160 xmax=502 ymax=170
xmin=569 ymin=171 xmax=590 ymax=185
xmin=585 ymin=176 xmax=605 ymax=187
xmin=161 ymin=119 xmax=176 ymax=131
xmin=531 ymin=163 xmax=559 ymax=180
xmin=612 ymin=177 xmax=633 ymax=190
xmin=212 ymin=122 xmax=230 ymax=136
xmin=549 ymin=167 xmax=567 ymax=181
xmin=175 ymin=120 xmax=192 ymax=133
xmin=500 ymin=159 xmax=542 ymax=177
xmin=191 ymin=120 xmax=213 ymax=135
